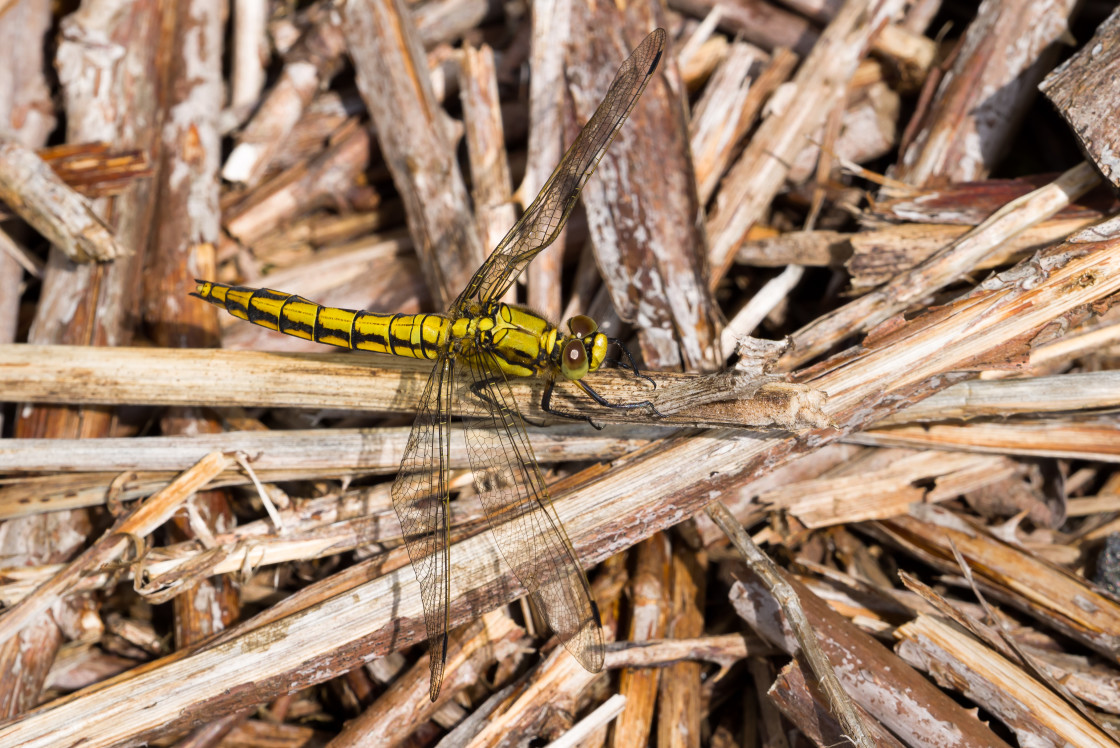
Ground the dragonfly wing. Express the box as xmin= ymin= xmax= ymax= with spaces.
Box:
xmin=392 ymin=353 xmax=456 ymax=701
xmin=457 ymin=352 xmax=605 ymax=672
xmin=452 ymin=28 xmax=666 ymax=309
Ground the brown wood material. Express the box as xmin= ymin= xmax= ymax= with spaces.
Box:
xmin=895 ymin=0 xmax=1077 ymax=186
xmin=1040 ymin=5 xmax=1120 ymax=189
xmin=0 ymin=141 xmax=128 ymax=262
xmin=521 ymin=6 xmax=569 ymax=321
xmin=689 ymin=41 xmax=772 ymax=204
xmin=706 ymin=0 xmax=906 ymax=287
xmin=897 ymin=615 xmax=1117 ymax=746
xmin=780 ymin=161 xmax=1101 ymax=368
xmin=730 ymin=569 xmax=1010 ymax=747
xmin=666 ymin=0 xmax=818 ymax=56
xmin=569 ymin=8 xmax=723 ymax=371
xmin=656 ymin=542 xmax=705 ymax=748
xmin=223 ymin=5 xmax=348 ymax=187
xmin=0 ymin=0 xmax=167 ymax=720
xmin=5 ymin=185 xmax=1117 ymax=747
xmin=0 ymin=0 xmax=53 ymax=353
xmin=5 ymin=5 xmax=1120 ymax=746
xmin=460 ymin=44 xmax=517 ymax=262
xmin=0 ymin=345 xmax=830 ymax=429
xmin=610 ymin=535 xmax=668 ymax=748
xmin=139 ymin=9 xmax=243 ymax=747
xmin=341 ymin=0 xmax=485 ymax=308
xmin=769 ymin=660 xmax=906 ymax=747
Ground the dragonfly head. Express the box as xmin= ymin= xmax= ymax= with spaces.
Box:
xmin=560 ymin=315 xmax=609 ymax=380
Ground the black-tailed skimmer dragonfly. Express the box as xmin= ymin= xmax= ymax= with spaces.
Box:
xmin=195 ymin=28 xmax=666 ymax=699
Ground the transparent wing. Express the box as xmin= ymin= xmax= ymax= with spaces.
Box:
xmin=452 ymin=28 xmax=666 ymax=309
xmin=457 ymin=352 xmax=605 ymax=672
xmin=391 ymin=354 xmax=456 ymax=701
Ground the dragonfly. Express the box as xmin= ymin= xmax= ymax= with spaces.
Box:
xmin=194 ymin=28 xmax=666 ymax=700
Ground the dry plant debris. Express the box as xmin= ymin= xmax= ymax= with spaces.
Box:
xmin=2 ymin=0 xmax=1120 ymax=746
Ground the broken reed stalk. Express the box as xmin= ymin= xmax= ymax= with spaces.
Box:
xmin=704 ymin=500 xmax=875 ymax=747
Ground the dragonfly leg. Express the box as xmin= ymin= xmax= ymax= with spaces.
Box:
xmin=576 ymin=379 xmax=665 ymax=419
xmin=606 ymin=338 xmax=656 ymax=389
xmin=542 ymin=377 xmax=665 ymax=428
xmin=542 ymin=378 xmax=605 ymax=429
xmin=468 ymin=374 xmax=550 ymax=428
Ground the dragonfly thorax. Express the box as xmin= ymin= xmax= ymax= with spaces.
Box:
xmin=456 ymin=302 xmax=607 ymax=381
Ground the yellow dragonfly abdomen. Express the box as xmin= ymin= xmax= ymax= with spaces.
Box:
xmin=195 ymin=281 xmax=611 ymax=383
xmin=194 ymin=281 xmax=449 ymax=359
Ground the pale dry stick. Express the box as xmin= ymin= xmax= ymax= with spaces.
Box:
xmin=545 ymin=694 xmax=627 ymax=748
xmin=1001 ymin=319 xmax=1120 ymax=377
xmin=0 ymin=231 xmax=18 ymax=363
xmin=873 ymin=370 xmax=1120 ymax=425
xmin=760 ymin=450 xmax=1006 ymax=530
xmin=720 ymin=264 xmax=804 ymax=354
xmin=877 ymin=505 xmax=1120 ymax=662
xmin=410 ymin=0 xmax=490 ymax=47
xmin=705 ymin=501 xmax=875 ymax=748
xmin=852 ymin=417 xmax=1120 ymax=462
xmin=657 ymin=541 xmax=704 ymax=748
xmin=846 ymin=217 xmax=1096 ymax=290
xmin=433 ymin=680 xmax=523 ymax=748
xmin=769 ymin=661 xmax=906 ymax=748
xmin=668 ymin=0 xmax=816 ymax=54
xmin=0 ymin=344 xmax=829 ymax=429
xmin=223 ymin=119 xmax=370 ymax=246
xmin=233 ymin=452 xmax=284 ymax=530
xmin=1041 ymin=5 xmax=1120 ymax=191
xmin=871 ymin=22 xmax=936 ymax=89
xmin=144 ymin=8 xmax=232 ymax=725
xmin=675 ymin=5 xmax=722 ymax=69
xmin=464 ymin=635 xmax=604 ymax=748
xmin=219 ymin=235 xmax=429 ymax=353
xmin=0 ymin=424 xmax=663 ymax=524
xmin=459 ymin=43 xmax=516 ymax=255
xmin=896 ymin=0 xmax=1076 ymax=185
xmin=735 ymin=228 xmax=849 ymax=267
xmin=604 ymin=633 xmax=757 ymax=670
xmin=730 ymin=572 xmax=1008 ymax=748
xmin=694 ymin=46 xmax=799 ymax=207
xmin=0 ymin=452 xmax=231 ymax=648
xmin=612 ymin=534 xmax=668 ymax=748
xmin=896 ymin=616 xmax=1117 ymax=747
xmin=0 ymin=223 xmax=43 ymax=276
xmin=676 ymin=32 xmax=728 ymax=90
xmin=0 ymin=502 xmax=405 ymax=607
xmin=227 ymin=0 xmax=268 ymax=119
xmin=688 ymin=39 xmax=757 ymax=203
xmin=568 ymin=13 xmax=721 ymax=372
xmin=521 ymin=0 xmax=571 ymax=319
xmin=1067 ymin=493 xmax=1120 ymax=518
xmin=946 ymin=542 xmax=1117 ymax=741
xmin=5 ymin=0 xmax=165 ymax=715
xmin=0 ymin=140 xmax=128 ymax=261
xmin=782 ymin=160 xmax=1102 ymax=368
xmin=0 ymin=426 xmax=655 ymax=475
